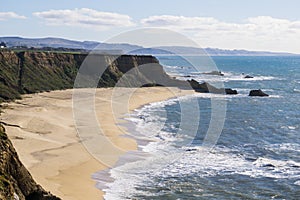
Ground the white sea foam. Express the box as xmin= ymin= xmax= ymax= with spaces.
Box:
xmin=294 ymin=180 xmax=300 ymax=186
xmin=103 ymin=102 xmax=284 ymax=199
xmin=266 ymin=143 xmax=300 ymax=152
xmin=288 ymin=126 xmax=296 ymax=130
xmin=211 ymin=75 xmax=276 ymax=82
xmin=180 ymin=72 xmax=279 ymax=83
xmin=293 ymin=89 xmax=300 ymax=93
xmin=100 ymin=72 xmax=290 ymax=199
xmin=280 ymin=125 xmax=299 ymax=131
xmin=165 ymin=67 xmax=280 ymax=84
xmin=156 ymin=146 xmax=300 ymax=180
xmin=103 ymin=143 xmax=300 ymax=199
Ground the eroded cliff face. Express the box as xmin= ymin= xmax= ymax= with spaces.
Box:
xmin=0 ymin=51 xmax=171 ymax=101
xmin=0 ymin=124 xmax=60 ymax=200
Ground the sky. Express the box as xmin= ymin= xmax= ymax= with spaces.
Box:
xmin=1 ymin=0 xmax=300 ymax=53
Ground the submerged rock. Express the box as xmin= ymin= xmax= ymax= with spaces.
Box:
xmin=187 ymin=79 xmax=238 ymax=95
xmin=202 ymin=71 xmax=224 ymax=76
xmin=225 ymin=88 xmax=238 ymax=95
xmin=244 ymin=75 xmax=254 ymax=78
xmin=249 ymin=89 xmax=269 ymax=97
xmin=141 ymin=83 xmax=164 ymax=87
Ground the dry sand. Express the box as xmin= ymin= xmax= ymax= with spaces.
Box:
xmin=0 ymin=87 xmax=194 ymax=200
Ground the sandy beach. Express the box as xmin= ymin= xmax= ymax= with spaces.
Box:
xmin=0 ymin=87 xmax=193 ymax=200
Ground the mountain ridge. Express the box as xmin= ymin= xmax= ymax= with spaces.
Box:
xmin=0 ymin=36 xmax=298 ymax=56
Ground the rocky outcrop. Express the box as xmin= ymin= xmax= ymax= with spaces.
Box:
xmin=202 ymin=71 xmax=224 ymax=76
xmin=187 ymin=79 xmax=238 ymax=94
xmin=0 ymin=124 xmax=60 ymax=200
xmin=244 ymin=75 xmax=254 ymax=78
xmin=225 ymin=88 xmax=238 ymax=95
xmin=249 ymin=89 xmax=269 ymax=97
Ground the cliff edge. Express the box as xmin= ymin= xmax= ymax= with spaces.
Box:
xmin=0 ymin=124 xmax=60 ymax=200
xmin=0 ymin=51 xmax=174 ymax=101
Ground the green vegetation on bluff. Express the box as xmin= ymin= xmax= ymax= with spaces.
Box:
xmin=0 ymin=50 xmax=167 ymax=102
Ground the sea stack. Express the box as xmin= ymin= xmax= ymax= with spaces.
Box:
xmin=249 ymin=89 xmax=269 ymax=97
xmin=244 ymin=75 xmax=254 ymax=78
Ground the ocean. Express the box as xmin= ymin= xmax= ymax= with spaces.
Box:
xmin=97 ymin=56 xmax=300 ymax=199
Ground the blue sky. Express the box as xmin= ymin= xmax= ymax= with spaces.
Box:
xmin=1 ymin=0 xmax=300 ymax=53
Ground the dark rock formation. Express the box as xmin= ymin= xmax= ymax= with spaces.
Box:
xmin=244 ymin=75 xmax=254 ymax=78
xmin=0 ymin=124 xmax=60 ymax=200
xmin=187 ymin=79 xmax=238 ymax=95
xmin=202 ymin=70 xmax=224 ymax=76
xmin=187 ymin=79 xmax=210 ymax=93
xmin=249 ymin=89 xmax=269 ymax=97
xmin=225 ymin=88 xmax=238 ymax=95
xmin=141 ymin=83 xmax=164 ymax=87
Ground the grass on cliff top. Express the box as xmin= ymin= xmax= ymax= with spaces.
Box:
xmin=1 ymin=48 xmax=84 ymax=55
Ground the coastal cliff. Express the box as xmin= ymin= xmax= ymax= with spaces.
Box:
xmin=0 ymin=124 xmax=60 ymax=200
xmin=0 ymin=50 xmax=234 ymax=103
xmin=0 ymin=51 xmax=172 ymax=101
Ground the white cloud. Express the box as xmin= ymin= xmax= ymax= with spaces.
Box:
xmin=141 ymin=15 xmax=218 ymax=31
xmin=140 ymin=15 xmax=300 ymax=53
xmin=0 ymin=12 xmax=26 ymax=20
xmin=33 ymin=8 xmax=135 ymax=29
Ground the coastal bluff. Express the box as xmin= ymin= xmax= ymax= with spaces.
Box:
xmin=0 ymin=50 xmax=235 ymax=102
xmin=0 ymin=51 xmax=171 ymax=101
xmin=0 ymin=124 xmax=60 ymax=200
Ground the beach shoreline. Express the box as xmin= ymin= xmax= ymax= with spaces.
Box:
xmin=0 ymin=87 xmax=194 ymax=200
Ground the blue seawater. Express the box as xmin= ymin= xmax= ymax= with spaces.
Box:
xmin=100 ymin=56 xmax=300 ymax=200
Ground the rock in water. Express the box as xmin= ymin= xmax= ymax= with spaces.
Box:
xmin=225 ymin=88 xmax=238 ymax=95
xmin=244 ymin=75 xmax=254 ymax=78
xmin=187 ymin=79 xmax=238 ymax=94
xmin=203 ymin=71 xmax=224 ymax=76
xmin=249 ymin=89 xmax=269 ymax=97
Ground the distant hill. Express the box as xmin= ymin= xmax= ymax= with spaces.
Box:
xmin=0 ymin=37 xmax=297 ymax=56
xmin=148 ymin=46 xmax=298 ymax=56
xmin=0 ymin=37 xmax=96 ymax=49
xmin=0 ymin=37 xmax=142 ymax=53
